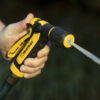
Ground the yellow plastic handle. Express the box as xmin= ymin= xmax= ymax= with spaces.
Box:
xmin=7 ymin=33 xmax=30 ymax=58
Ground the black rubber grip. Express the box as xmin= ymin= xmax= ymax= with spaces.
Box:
xmin=49 ymin=26 xmax=70 ymax=47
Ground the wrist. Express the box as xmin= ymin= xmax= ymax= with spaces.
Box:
xmin=0 ymin=30 xmax=7 ymax=60
xmin=0 ymin=20 xmax=5 ymax=50
xmin=0 ymin=30 xmax=5 ymax=51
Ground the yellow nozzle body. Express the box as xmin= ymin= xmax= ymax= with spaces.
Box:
xmin=8 ymin=17 xmax=75 ymax=78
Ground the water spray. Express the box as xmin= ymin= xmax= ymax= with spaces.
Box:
xmin=66 ymin=38 xmax=100 ymax=65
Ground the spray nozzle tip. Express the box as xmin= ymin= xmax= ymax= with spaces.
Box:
xmin=67 ymin=38 xmax=73 ymax=45
xmin=63 ymin=34 xmax=75 ymax=48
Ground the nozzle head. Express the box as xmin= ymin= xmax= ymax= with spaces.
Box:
xmin=63 ymin=34 xmax=75 ymax=48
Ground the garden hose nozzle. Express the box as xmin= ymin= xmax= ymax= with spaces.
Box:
xmin=8 ymin=18 xmax=75 ymax=78
xmin=0 ymin=17 xmax=75 ymax=100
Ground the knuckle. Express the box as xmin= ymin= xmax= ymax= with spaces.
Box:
xmin=44 ymin=49 xmax=48 ymax=54
xmin=7 ymin=24 xmax=12 ymax=30
xmin=44 ymin=49 xmax=50 ymax=56
xmin=43 ymin=52 xmax=48 ymax=56
xmin=24 ymin=58 xmax=38 ymax=67
xmin=24 ymin=58 xmax=31 ymax=65
xmin=31 ymin=61 xmax=38 ymax=67
xmin=44 ymin=56 xmax=48 ymax=62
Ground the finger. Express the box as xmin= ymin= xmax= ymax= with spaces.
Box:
xmin=1 ymin=51 xmax=11 ymax=61
xmin=15 ymin=13 xmax=34 ymax=32
xmin=24 ymin=70 xmax=41 ymax=79
xmin=8 ymin=13 xmax=34 ymax=36
xmin=37 ymin=45 xmax=50 ymax=58
xmin=24 ymin=56 xmax=48 ymax=67
xmin=20 ymin=63 xmax=45 ymax=73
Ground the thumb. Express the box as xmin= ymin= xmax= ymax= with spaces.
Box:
xmin=10 ymin=13 xmax=34 ymax=34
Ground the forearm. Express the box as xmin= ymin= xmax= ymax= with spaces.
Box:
xmin=0 ymin=20 xmax=5 ymax=31
xmin=0 ymin=20 xmax=5 ymax=47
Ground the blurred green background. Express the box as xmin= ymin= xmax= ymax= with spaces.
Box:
xmin=0 ymin=0 xmax=100 ymax=100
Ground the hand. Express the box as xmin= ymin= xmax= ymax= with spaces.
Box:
xmin=20 ymin=44 xmax=50 ymax=78
xmin=0 ymin=13 xmax=34 ymax=60
xmin=0 ymin=13 xmax=50 ymax=79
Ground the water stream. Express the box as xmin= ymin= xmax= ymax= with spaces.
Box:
xmin=72 ymin=43 xmax=100 ymax=65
